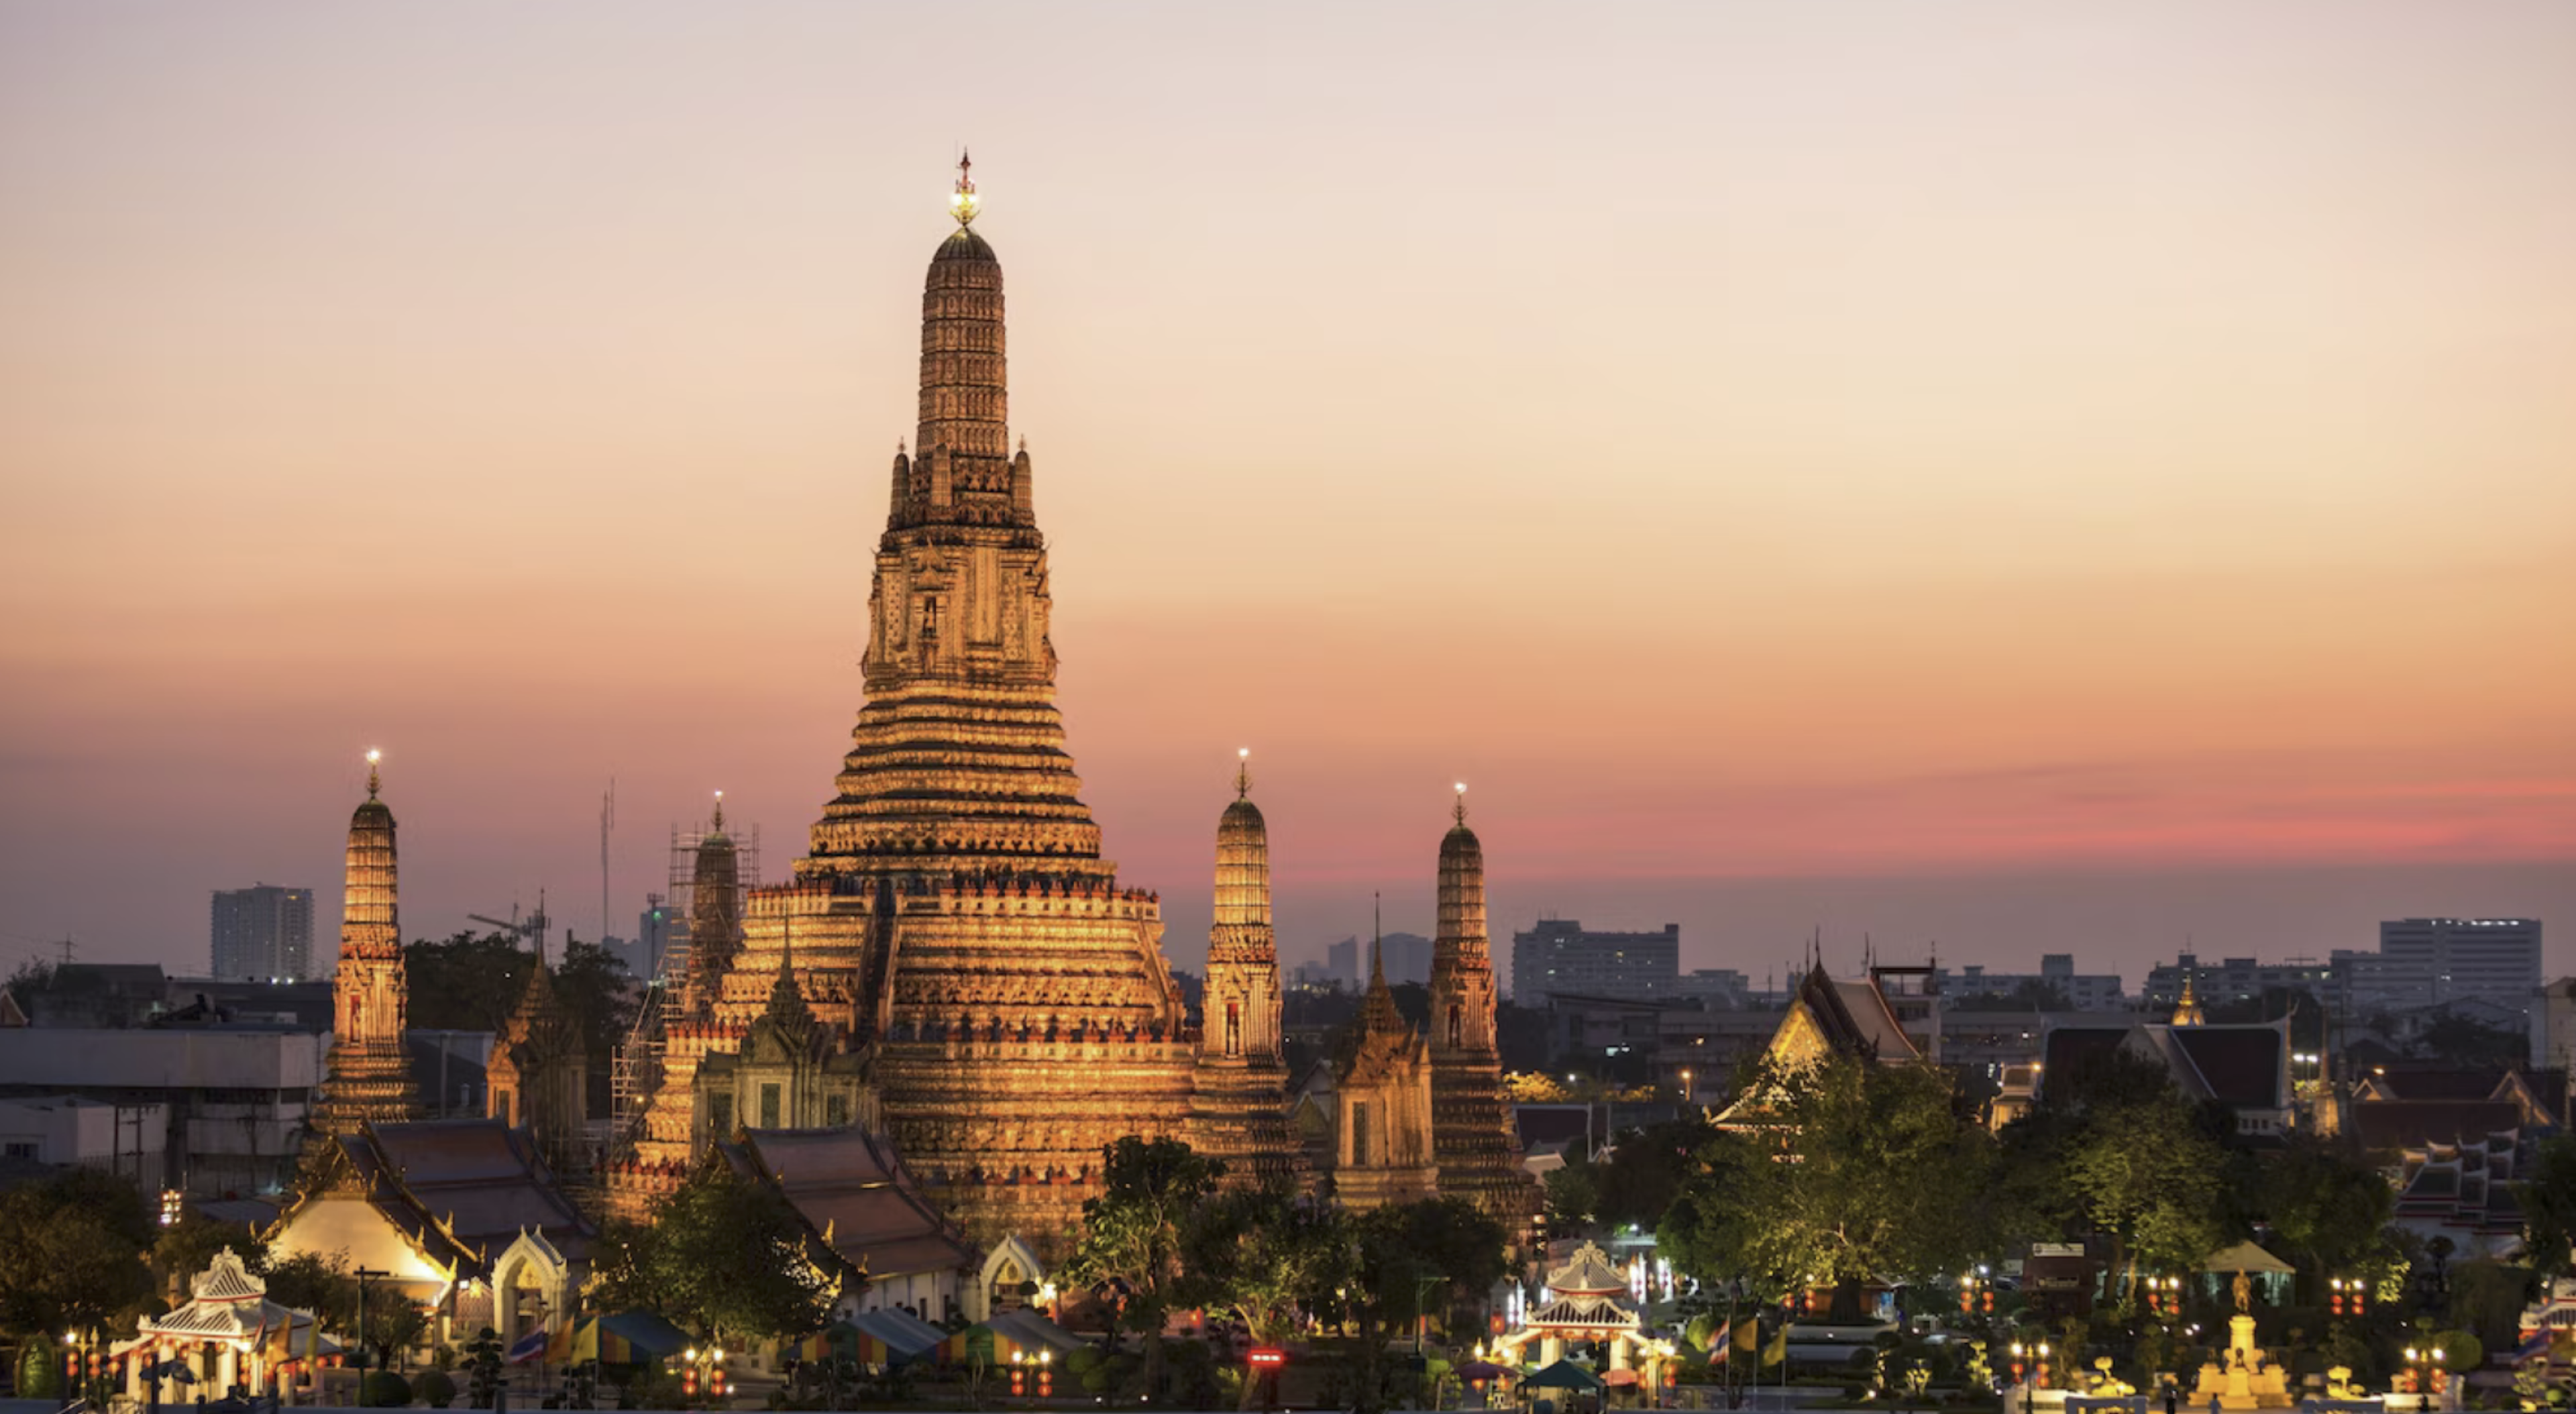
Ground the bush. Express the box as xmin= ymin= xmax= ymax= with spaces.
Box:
xmin=363 ymin=1370 xmax=414 ymax=1407
xmin=416 ymin=1369 xmax=458 ymax=1407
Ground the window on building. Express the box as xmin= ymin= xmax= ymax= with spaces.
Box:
xmin=710 ymin=1093 xmax=733 ymax=1135
xmin=3 ymin=1142 xmax=35 ymax=1160
xmin=1351 ymin=1101 xmax=1371 ymax=1166
xmin=1225 ymin=1002 xmax=1241 ymax=1057
xmin=760 ymin=1083 xmax=782 ymax=1130
xmin=826 ymin=1093 xmax=849 ymax=1128
xmin=1448 ymin=1005 xmax=1462 ymax=1049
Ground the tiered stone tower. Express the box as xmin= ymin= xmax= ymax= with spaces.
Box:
xmin=1187 ymin=753 xmax=1299 ymax=1184
xmin=1426 ymin=790 xmax=1537 ymax=1233
xmin=608 ymin=802 xmax=749 ymax=1217
xmin=672 ymin=158 xmax=1195 ymax=1251
xmin=311 ymin=752 xmax=419 ymax=1141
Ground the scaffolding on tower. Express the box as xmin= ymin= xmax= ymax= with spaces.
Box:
xmin=608 ymin=816 xmax=760 ymax=1148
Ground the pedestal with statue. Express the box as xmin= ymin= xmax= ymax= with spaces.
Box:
xmin=2189 ymin=1276 xmax=2292 ymax=1411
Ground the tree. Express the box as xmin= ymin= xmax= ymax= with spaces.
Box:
xmin=2415 ymin=1014 xmax=2525 ymax=1067
xmin=1316 ymin=1197 xmax=1509 ymax=1414
xmin=1062 ymin=1136 xmax=1226 ymax=1403
xmin=616 ymin=1161 xmax=845 ymax=1344
xmin=0 ymin=1168 xmax=156 ymax=1340
xmin=405 ymin=931 xmax=533 ymax=1033
xmin=2060 ymin=1089 xmax=2228 ymax=1298
xmin=2522 ymin=1136 xmax=2576 ymax=1279
xmin=152 ymin=1214 xmax=262 ymax=1302
xmin=1543 ymin=1160 xmax=1600 ymax=1233
xmin=2261 ymin=1135 xmax=2394 ymax=1296
xmin=1659 ymin=1052 xmax=1994 ymax=1317
xmin=550 ymin=936 xmax=639 ymax=1077
xmin=1596 ymin=1116 xmax=1714 ymax=1232
xmin=1181 ymin=1185 xmax=1349 ymax=1409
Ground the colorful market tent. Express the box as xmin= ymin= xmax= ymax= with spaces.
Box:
xmin=935 ymin=1310 xmax=1085 ymax=1366
xmin=851 ymin=1309 xmax=946 ymax=1364
xmin=547 ymin=1311 xmax=690 ymax=1364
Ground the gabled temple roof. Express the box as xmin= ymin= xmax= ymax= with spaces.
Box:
xmin=1794 ymin=967 xmax=1921 ymax=1063
xmin=291 ymin=1118 xmax=594 ymax=1274
xmin=2167 ymin=1027 xmax=2284 ymax=1108
xmin=723 ymin=1128 xmax=977 ymax=1281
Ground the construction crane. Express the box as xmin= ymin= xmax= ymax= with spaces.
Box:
xmin=467 ymin=893 xmax=550 ymax=950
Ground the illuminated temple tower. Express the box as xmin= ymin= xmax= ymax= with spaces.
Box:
xmin=1187 ymin=753 xmax=1299 ymax=1183
xmin=635 ymin=158 xmax=1195 ymax=1250
xmin=608 ymin=800 xmax=749 ymax=1217
xmin=310 ymin=752 xmax=419 ymax=1140
xmin=1426 ymin=790 xmax=1537 ymax=1232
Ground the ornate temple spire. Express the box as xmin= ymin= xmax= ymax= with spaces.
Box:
xmin=1425 ymin=779 xmax=1532 ymax=1235
xmin=680 ymin=799 xmax=744 ymax=1017
xmin=2171 ymin=965 xmax=2206 ymax=1027
xmin=312 ymin=750 xmax=420 ymax=1140
xmin=1436 ymin=788 xmax=1487 ymax=955
xmin=1360 ymin=896 xmax=1405 ymax=1036
xmin=822 ymin=157 xmax=1110 ymax=881
xmin=908 ymin=154 xmax=1010 ymax=495
xmin=1213 ymin=750 xmax=1269 ymax=930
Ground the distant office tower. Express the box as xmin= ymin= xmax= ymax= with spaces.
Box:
xmin=1328 ymin=936 xmax=1360 ymax=990
xmin=1326 ymin=932 xmax=1431 ymax=987
xmin=1509 ymin=919 xmax=1682 ymax=1005
xmin=2377 ymin=918 xmax=2542 ymax=1012
xmin=209 ymin=885 xmax=316 ymax=981
xmin=1379 ymin=932 xmax=1434 ymax=987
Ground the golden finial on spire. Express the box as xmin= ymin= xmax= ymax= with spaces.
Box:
xmin=1453 ymin=781 xmax=1467 ymax=826
xmin=950 ymin=148 xmax=979 ymax=227
xmin=366 ymin=748 xmax=382 ymax=799
xmin=1235 ymin=747 xmax=1252 ymax=800
xmin=712 ymin=789 xmax=725 ymax=833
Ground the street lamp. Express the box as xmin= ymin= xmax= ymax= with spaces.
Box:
xmin=1680 ymin=1068 xmax=1695 ymax=1107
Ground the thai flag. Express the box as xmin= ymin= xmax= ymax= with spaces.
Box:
xmin=507 ymin=1328 xmax=551 ymax=1364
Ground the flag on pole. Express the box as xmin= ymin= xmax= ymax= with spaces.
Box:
xmin=507 ymin=1327 xmax=550 ymax=1364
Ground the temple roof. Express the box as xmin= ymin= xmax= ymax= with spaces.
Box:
xmin=2167 ymin=1027 xmax=2284 ymax=1108
xmin=1546 ymin=1240 xmax=1627 ymax=1296
xmin=303 ymin=1118 xmax=594 ymax=1272
xmin=723 ymin=1128 xmax=977 ymax=1279
xmin=1792 ymin=965 xmax=1920 ymax=1063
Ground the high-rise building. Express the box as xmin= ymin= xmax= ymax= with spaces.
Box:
xmin=209 ymin=885 xmax=315 ymax=981
xmin=2377 ymin=918 xmax=2543 ymax=1014
xmin=1326 ymin=936 xmax=1360 ymax=990
xmin=1330 ymin=932 xmax=1430 ymax=987
xmin=1509 ymin=919 xmax=1681 ymax=1005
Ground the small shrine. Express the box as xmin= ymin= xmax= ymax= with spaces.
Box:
xmin=111 ymin=1249 xmax=339 ymax=1400
xmin=1494 ymin=1241 xmax=1648 ymax=1372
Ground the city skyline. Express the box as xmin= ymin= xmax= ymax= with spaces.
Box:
xmin=5 ymin=2 xmax=2573 ymax=981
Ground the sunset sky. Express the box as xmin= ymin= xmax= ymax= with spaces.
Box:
xmin=4 ymin=1 xmax=2571 ymax=984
